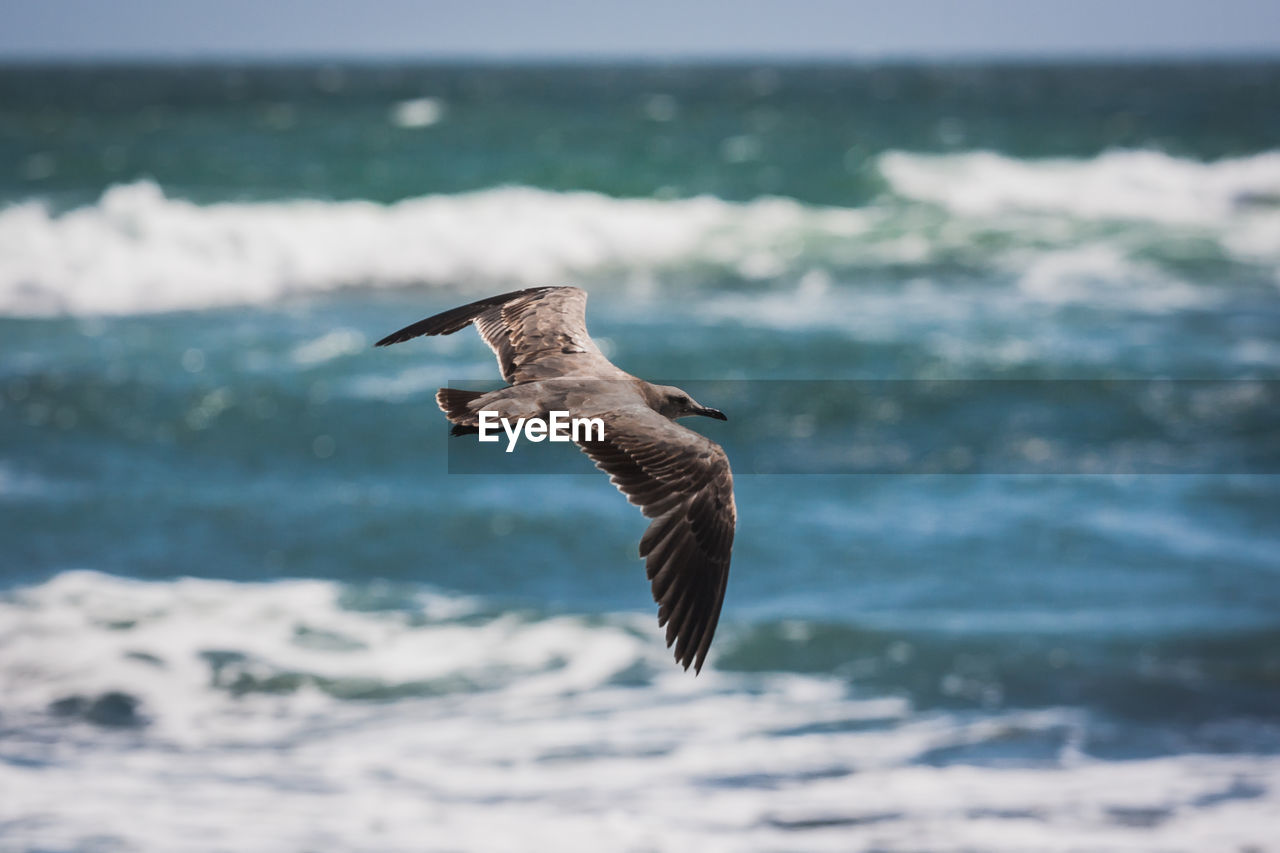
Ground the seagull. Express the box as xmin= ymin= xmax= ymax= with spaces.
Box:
xmin=376 ymin=286 xmax=735 ymax=673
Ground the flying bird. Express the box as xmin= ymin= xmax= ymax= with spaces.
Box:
xmin=376 ymin=286 xmax=735 ymax=673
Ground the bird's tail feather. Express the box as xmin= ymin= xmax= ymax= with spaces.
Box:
xmin=436 ymin=387 xmax=486 ymax=427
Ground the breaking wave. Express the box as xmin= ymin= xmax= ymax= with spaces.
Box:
xmin=879 ymin=148 xmax=1280 ymax=226
xmin=2 ymin=571 xmax=1278 ymax=852
xmin=0 ymin=149 xmax=1276 ymax=316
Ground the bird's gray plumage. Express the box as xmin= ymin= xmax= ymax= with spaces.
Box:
xmin=376 ymin=286 xmax=736 ymax=673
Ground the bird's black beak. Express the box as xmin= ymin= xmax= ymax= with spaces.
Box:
xmin=696 ymin=405 xmax=728 ymax=421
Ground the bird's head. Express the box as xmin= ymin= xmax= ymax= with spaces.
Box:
xmin=649 ymin=384 xmax=728 ymax=422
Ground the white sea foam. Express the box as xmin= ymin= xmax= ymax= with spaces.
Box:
xmin=289 ymin=328 xmax=368 ymax=366
xmin=389 ymin=97 xmax=445 ymax=129
xmin=1012 ymin=245 xmax=1208 ymax=311
xmin=880 ymin=148 xmax=1280 ymax=225
xmin=0 ymin=182 xmax=868 ymax=317
xmin=2 ymin=571 xmax=1278 ymax=852
xmin=0 ymin=149 xmax=1275 ymax=318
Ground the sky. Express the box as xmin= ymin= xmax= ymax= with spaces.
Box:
xmin=2 ymin=0 xmax=1280 ymax=60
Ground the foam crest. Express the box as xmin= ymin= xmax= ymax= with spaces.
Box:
xmin=880 ymin=148 xmax=1280 ymax=225
xmin=0 ymin=182 xmax=869 ymax=317
xmin=1 ymin=151 xmax=1274 ymax=318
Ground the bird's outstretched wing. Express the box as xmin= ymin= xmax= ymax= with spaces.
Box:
xmin=576 ymin=407 xmax=736 ymax=674
xmin=374 ymin=286 xmax=621 ymax=384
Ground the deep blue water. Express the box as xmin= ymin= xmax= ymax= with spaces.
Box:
xmin=1 ymin=63 xmax=1279 ymax=851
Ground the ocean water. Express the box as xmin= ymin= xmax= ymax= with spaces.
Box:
xmin=2 ymin=62 xmax=1279 ymax=851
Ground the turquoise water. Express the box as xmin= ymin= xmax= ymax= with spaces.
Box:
xmin=2 ymin=63 xmax=1279 ymax=851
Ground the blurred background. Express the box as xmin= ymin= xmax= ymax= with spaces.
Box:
xmin=2 ymin=2 xmax=1279 ymax=850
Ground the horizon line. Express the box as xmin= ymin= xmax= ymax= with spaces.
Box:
xmin=2 ymin=48 xmax=1280 ymax=67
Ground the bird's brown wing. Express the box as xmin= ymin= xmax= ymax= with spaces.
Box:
xmin=374 ymin=286 xmax=620 ymax=384
xmin=576 ymin=406 xmax=736 ymax=674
